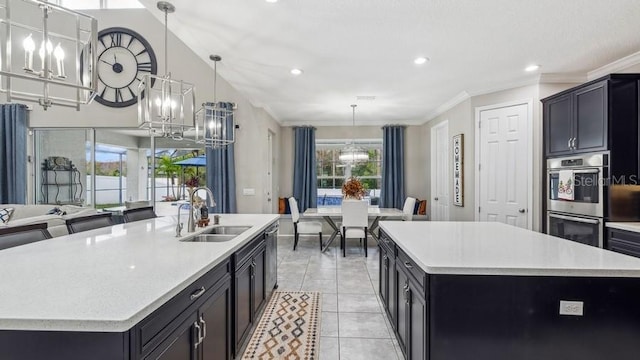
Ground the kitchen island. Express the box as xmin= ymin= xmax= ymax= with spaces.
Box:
xmin=0 ymin=214 xmax=279 ymax=360
xmin=378 ymin=221 xmax=640 ymax=360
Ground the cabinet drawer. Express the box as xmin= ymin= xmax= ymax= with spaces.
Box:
xmin=379 ymin=230 xmax=395 ymax=254
xmin=235 ymin=234 xmax=265 ymax=267
xmin=135 ymin=259 xmax=230 ymax=356
xmin=609 ymin=238 xmax=640 ymax=258
xmin=608 ymin=228 xmax=640 ymax=245
xmin=396 ymin=248 xmax=426 ymax=291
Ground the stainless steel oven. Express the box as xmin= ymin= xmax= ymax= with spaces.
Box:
xmin=547 ymin=212 xmax=603 ymax=248
xmin=547 ymin=153 xmax=608 ymax=218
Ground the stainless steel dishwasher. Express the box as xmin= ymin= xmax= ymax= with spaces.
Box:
xmin=264 ymin=222 xmax=279 ymax=299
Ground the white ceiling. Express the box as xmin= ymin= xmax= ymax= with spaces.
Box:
xmin=137 ymin=0 xmax=640 ymax=126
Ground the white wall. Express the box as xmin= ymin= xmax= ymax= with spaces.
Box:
xmin=13 ymin=8 xmax=281 ymax=214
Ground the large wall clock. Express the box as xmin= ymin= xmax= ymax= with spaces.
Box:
xmin=94 ymin=27 xmax=157 ymax=108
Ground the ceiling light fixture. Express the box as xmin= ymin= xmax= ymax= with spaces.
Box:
xmin=137 ymin=1 xmax=196 ymax=139
xmin=290 ymin=68 xmax=303 ymax=76
xmin=265 ymin=0 xmax=278 ymax=3
xmin=0 ymin=0 xmax=97 ymax=110
xmin=414 ymin=57 xmax=429 ymax=65
xmin=195 ymin=55 xmax=235 ymax=149
xmin=339 ymin=104 xmax=369 ymax=163
xmin=525 ymin=64 xmax=540 ymax=72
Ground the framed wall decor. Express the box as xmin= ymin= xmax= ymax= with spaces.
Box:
xmin=453 ymin=134 xmax=464 ymax=206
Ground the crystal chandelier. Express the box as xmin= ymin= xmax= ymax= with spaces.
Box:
xmin=195 ymin=55 xmax=235 ymax=149
xmin=0 ymin=0 xmax=97 ymax=110
xmin=339 ymin=104 xmax=368 ymax=163
xmin=137 ymin=1 xmax=195 ymax=139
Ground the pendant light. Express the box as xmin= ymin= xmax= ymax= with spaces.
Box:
xmin=195 ymin=55 xmax=235 ymax=148
xmin=339 ymin=104 xmax=369 ymax=163
xmin=137 ymin=1 xmax=196 ymax=139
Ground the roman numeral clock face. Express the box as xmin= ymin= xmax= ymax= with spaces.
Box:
xmin=94 ymin=27 xmax=157 ymax=108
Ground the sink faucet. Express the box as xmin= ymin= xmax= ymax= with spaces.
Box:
xmin=175 ymin=203 xmax=190 ymax=237
xmin=188 ymin=186 xmax=216 ymax=233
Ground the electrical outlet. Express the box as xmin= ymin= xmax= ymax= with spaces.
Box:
xmin=559 ymin=300 xmax=584 ymax=316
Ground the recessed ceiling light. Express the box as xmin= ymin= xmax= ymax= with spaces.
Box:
xmin=414 ymin=57 xmax=429 ymax=65
xmin=265 ymin=0 xmax=278 ymax=3
xmin=525 ymin=64 xmax=540 ymax=72
xmin=290 ymin=68 xmax=303 ymax=76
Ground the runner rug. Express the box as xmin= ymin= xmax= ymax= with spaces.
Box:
xmin=242 ymin=291 xmax=320 ymax=360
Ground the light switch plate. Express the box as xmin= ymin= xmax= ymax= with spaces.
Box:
xmin=243 ymin=188 xmax=256 ymax=196
xmin=559 ymin=300 xmax=584 ymax=316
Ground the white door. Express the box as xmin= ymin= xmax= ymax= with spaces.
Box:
xmin=263 ymin=131 xmax=275 ymax=213
xmin=478 ymin=104 xmax=529 ymax=228
xmin=430 ymin=121 xmax=450 ymax=221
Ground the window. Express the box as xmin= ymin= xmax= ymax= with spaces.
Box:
xmin=316 ymin=139 xmax=382 ymax=206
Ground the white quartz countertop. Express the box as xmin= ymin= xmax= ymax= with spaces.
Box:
xmin=0 ymin=214 xmax=279 ymax=332
xmin=379 ymin=221 xmax=640 ymax=277
xmin=606 ymin=222 xmax=640 ymax=233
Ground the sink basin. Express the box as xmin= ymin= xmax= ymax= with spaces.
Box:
xmin=204 ymin=226 xmax=251 ymax=235
xmin=182 ymin=234 xmax=238 ymax=243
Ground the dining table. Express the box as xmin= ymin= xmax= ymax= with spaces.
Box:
xmin=303 ymin=206 xmax=404 ymax=252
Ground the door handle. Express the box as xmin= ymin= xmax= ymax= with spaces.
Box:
xmin=519 ymin=209 xmax=526 ymax=213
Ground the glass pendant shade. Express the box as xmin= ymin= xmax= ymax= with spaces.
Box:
xmin=137 ymin=1 xmax=195 ymax=138
xmin=340 ymin=104 xmax=368 ymax=163
xmin=0 ymin=0 xmax=98 ymax=110
xmin=195 ymin=55 xmax=235 ymax=148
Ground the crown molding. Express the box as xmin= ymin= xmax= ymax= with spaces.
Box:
xmin=588 ymin=50 xmax=640 ymax=80
xmin=424 ymin=91 xmax=470 ymax=123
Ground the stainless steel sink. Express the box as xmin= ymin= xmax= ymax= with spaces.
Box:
xmin=204 ymin=226 xmax=251 ymax=235
xmin=182 ymin=234 xmax=238 ymax=243
xmin=180 ymin=226 xmax=252 ymax=242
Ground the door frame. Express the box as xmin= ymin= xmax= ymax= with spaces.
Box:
xmin=430 ymin=120 xmax=449 ymax=221
xmin=474 ymin=99 xmax=533 ymax=229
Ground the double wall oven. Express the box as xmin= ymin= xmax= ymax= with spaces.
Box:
xmin=547 ymin=152 xmax=607 ymax=248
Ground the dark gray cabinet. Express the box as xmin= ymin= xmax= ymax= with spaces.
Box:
xmin=233 ymin=236 xmax=268 ymax=357
xmin=608 ymin=228 xmax=640 ymax=258
xmin=199 ymin=280 xmax=232 ymax=360
xmin=380 ymin=230 xmax=427 ymax=360
xmin=544 ymin=94 xmax=573 ymax=156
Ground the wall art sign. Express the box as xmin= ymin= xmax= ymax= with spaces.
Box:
xmin=453 ymin=134 xmax=464 ymax=206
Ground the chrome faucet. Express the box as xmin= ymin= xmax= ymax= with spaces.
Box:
xmin=188 ymin=186 xmax=216 ymax=233
xmin=175 ymin=203 xmax=190 ymax=237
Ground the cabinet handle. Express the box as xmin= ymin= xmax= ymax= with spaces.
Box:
xmin=193 ymin=321 xmax=202 ymax=349
xmin=200 ymin=314 xmax=207 ymax=341
xmin=402 ymin=282 xmax=409 ymax=301
xmin=403 ymin=261 xmax=413 ymax=269
xmin=190 ymin=286 xmax=206 ymax=300
xmin=382 ymin=254 xmax=387 ymax=260
xmin=568 ymin=138 xmax=572 ymax=149
xmin=572 ymin=138 xmax=577 ymax=149
xmin=405 ymin=287 xmax=410 ymax=304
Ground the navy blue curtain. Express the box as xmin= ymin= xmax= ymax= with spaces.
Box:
xmin=206 ymin=102 xmax=237 ymax=213
xmin=380 ymin=125 xmax=405 ymax=209
xmin=0 ymin=104 xmax=27 ymax=204
xmin=293 ymin=126 xmax=317 ymax=212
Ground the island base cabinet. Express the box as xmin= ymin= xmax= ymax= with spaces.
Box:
xmin=394 ymin=263 xmax=427 ymax=360
xmin=0 ymin=331 xmax=129 ymax=360
xmin=146 ymin=312 xmax=199 ymax=360
xmin=379 ymin=243 xmax=396 ymax=329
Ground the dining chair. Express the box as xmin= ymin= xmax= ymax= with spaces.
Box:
xmin=123 ymin=206 xmax=157 ymax=223
xmin=288 ymin=197 xmax=323 ymax=250
xmin=402 ymin=197 xmax=417 ymax=221
xmin=340 ymin=199 xmax=369 ymax=257
xmin=65 ymin=213 xmax=115 ymax=234
xmin=0 ymin=223 xmax=52 ymax=250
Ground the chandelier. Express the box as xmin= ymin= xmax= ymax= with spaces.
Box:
xmin=0 ymin=0 xmax=97 ymax=110
xmin=339 ymin=104 xmax=368 ymax=163
xmin=137 ymin=1 xmax=195 ymax=139
xmin=195 ymin=55 xmax=235 ymax=149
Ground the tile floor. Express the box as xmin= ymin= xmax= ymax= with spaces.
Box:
xmin=276 ymin=234 xmax=404 ymax=360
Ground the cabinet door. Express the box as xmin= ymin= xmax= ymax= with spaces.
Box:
xmin=396 ymin=266 xmax=409 ymax=353
xmin=388 ymin=255 xmax=397 ymax=331
xmin=574 ymin=81 xmax=607 ymax=152
xmin=544 ymin=94 xmax=573 ymax=156
xmin=408 ymin=284 xmax=427 ymax=360
xmin=145 ymin=312 xmax=198 ymax=360
xmin=252 ymin=247 xmax=267 ymax=315
xmin=234 ymin=262 xmax=253 ymax=356
xmin=379 ymin=246 xmax=389 ymax=308
xmin=200 ymin=279 xmax=231 ymax=360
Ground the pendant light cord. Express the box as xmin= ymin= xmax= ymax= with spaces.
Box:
xmin=351 ymin=104 xmax=357 ymax=146
xmin=164 ymin=9 xmax=168 ymax=75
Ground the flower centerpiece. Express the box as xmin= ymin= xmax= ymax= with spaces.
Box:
xmin=342 ymin=177 xmax=366 ymax=200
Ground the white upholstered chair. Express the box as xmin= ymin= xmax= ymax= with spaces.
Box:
xmin=340 ymin=200 xmax=369 ymax=257
xmin=289 ymin=197 xmax=323 ymax=250
xmin=402 ymin=197 xmax=417 ymax=221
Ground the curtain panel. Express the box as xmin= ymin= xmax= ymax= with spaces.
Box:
xmin=293 ymin=126 xmax=317 ymax=212
xmin=381 ymin=125 xmax=406 ymax=209
xmin=0 ymin=104 xmax=28 ymax=204
xmin=206 ymin=102 xmax=237 ymax=213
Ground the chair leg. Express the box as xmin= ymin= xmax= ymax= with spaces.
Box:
xmin=319 ymin=232 xmax=323 ymax=250
xmin=342 ymin=227 xmax=346 ymax=257
xmin=293 ymin=232 xmax=299 ymax=251
xmin=364 ymin=227 xmax=368 ymax=257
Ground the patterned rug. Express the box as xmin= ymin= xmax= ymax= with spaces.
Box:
xmin=242 ymin=291 xmax=320 ymax=360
